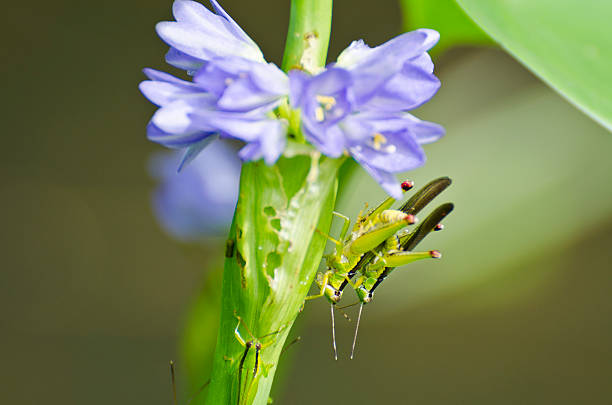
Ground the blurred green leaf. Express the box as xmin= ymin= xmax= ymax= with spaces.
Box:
xmin=400 ymin=0 xmax=494 ymax=55
xmin=456 ymin=0 xmax=612 ymax=132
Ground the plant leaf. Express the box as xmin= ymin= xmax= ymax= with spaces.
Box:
xmin=456 ymin=0 xmax=612 ymax=132
xmin=400 ymin=0 xmax=494 ymax=56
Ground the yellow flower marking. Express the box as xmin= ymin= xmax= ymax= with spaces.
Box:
xmin=314 ymin=95 xmax=337 ymax=122
xmin=372 ymin=133 xmax=387 ymax=150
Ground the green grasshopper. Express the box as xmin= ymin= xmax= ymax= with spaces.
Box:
xmin=168 ymin=314 xmax=300 ymax=405
xmin=337 ymin=177 xmax=452 ymax=298
xmin=232 ymin=313 xmax=287 ymax=405
xmin=348 ymin=201 xmax=454 ymax=358
xmin=305 ymin=181 xmax=417 ymax=359
xmin=307 ymin=177 xmax=453 ymax=359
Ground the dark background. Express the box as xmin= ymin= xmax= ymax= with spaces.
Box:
xmin=2 ymin=1 xmax=611 ymax=404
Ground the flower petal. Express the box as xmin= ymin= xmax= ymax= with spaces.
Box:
xmin=361 ymin=63 xmax=441 ymax=111
xmin=165 ymin=48 xmax=205 ymax=73
xmin=152 ymin=98 xmax=216 ymax=134
xmin=403 ymin=114 xmax=445 ymax=144
xmin=301 ymin=120 xmax=346 ymax=157
xmin=217 ymin=78 xmax=282 ymax=111
xmin=146 ymin=121 xmax=215 ymax=148
xmin=410 ymin=52 xmax=434 ymax=74
xmin=356 ymin=160 xmax=404 ymax=199
xmin=156 ymin=21 xmax=262 ymax=62
xmin=236 ymin=121 xmax=287 ymax=164
xmin=207 ymin=0 xmax=259 ymax=48
xmin=336 ymin=30 xmax=440 ymax=105
xmin=149 ymin=141 xmax=240 ymax=240
xmin=143 ymin=68 xmax=194 ymax=84
xmin=139 ymin=79 xmax=202 ymax=107
xmin=350 ymin=129 xmax=426 ymax=172
xmin=193 ymin=111 xmax=285 ymax=142
xmin=177 ymin=134 xmax=219 ymax=170
xmin=173 ymin=0 xmax=222 ymax=26
xmin=249 ymin=62 xmax=290 ymax=95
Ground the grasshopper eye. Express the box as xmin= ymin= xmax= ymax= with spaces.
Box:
xmin=401 ymin=180 xmax=414 ymax=191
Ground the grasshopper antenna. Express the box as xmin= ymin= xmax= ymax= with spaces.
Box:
xmin=169 ymin=361 xmax=178 ymax=405
xmin=336 ymin=301 xmax=360 ymax=311
xmin=335 ymin=304 xmax=352 ymax=322
xmin=185 ymin=380 xmax=211 ymax=405
xmin=280 ymin=336 xmax=302 ymax=358
xmin=350 ymin=303 xmax=364 ymax=360
xmin=330 ymin=304 xmax=338 ymax=360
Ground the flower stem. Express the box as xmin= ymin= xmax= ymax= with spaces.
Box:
xmin=281 ymin=0 xmax=333 ymax=72
xmin=203 ymin=3 xmax=335 ymax=404
xmin=204 ymin=155 xmax=343 ymax=405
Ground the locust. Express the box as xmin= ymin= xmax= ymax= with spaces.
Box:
xmin=307 ymin=177 xmax=454 ymax=359
xmin=348 ymin=201 xmax=454 ymax=358
xmin=305 ymin=180 xmax=418 ymax=358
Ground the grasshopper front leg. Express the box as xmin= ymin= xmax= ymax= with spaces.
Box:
xmin=304 ymin=271 xmax=331 ymax=301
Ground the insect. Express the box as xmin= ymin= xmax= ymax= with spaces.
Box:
xmin=348 ymin=200 xmax=454 ymax=358
xmin=168 ymin=312 xmax=300 ymax=405
xmin=232 ymin=313 xmax=286 ymax=405
xmin=305 ymin=180 xmax=417 ymax=358
xmin=307 ymin=177 xmax=453 ymax=359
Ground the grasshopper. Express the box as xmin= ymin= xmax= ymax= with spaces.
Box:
xmin=305 ymin=181 xmax=417 ymax=358
xmin=307 ymin=177 xmax=453 ymax=359
xmin=168 ymin=314 xmax=300 ymax=405
xmin=348 ymin=201 xmax=454 ymax=358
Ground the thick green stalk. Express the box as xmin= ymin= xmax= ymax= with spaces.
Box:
xmin=203 ymin=155 xmax=343 ymax=404
xmin=203 ymin=2 xmax=334 ymax=403
xmin=281 ymin=0 xmax=333 ymax=72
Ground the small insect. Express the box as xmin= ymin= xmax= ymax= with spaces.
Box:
xmin=307 ymin=177 xmax=454 ymax=359
xmin=169 ymin=314 xmax=300 ymax=405
xmin=231 ymin=313 xmax=286 ymax=405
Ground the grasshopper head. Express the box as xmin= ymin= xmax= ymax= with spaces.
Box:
xmin=324 ymin=285 xmax=342 ymax=304
xmin=356 ymin=286 xmax=373 ymax=304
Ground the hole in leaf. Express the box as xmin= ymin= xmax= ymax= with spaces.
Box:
xmin=270 ymin=218 xmax=281 ymax=231
xmin=236 ymin=251 xmax=246 ymax=269
xmin=263 ymin=206 xmax=276 ymax=217
xmin=266 ymin=252 xmax=281 ymax=276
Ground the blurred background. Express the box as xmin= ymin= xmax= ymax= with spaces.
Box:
xmin=2 ymin=0 xmax=611 ymax=404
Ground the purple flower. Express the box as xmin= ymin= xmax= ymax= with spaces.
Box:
xmin=140 ymin=1 xmax=445 ymax=198
xmin=157 ymin=0 xmax=264 ymax=73
xmin=149 ymin=141 xmax=241 ymax=240
xmin=140 ymin=1 xmax=289 ymax=167
xmin=289 ymin=29 xmax=444 ymax=198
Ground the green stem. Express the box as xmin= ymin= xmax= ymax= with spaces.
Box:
xmin=281 ymin=0 xmax=333 ymax=72
xmin=204 ymin=155 xmax=344 ymax=404
xmin=203 ymin=2 xmax=334 ymax=404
